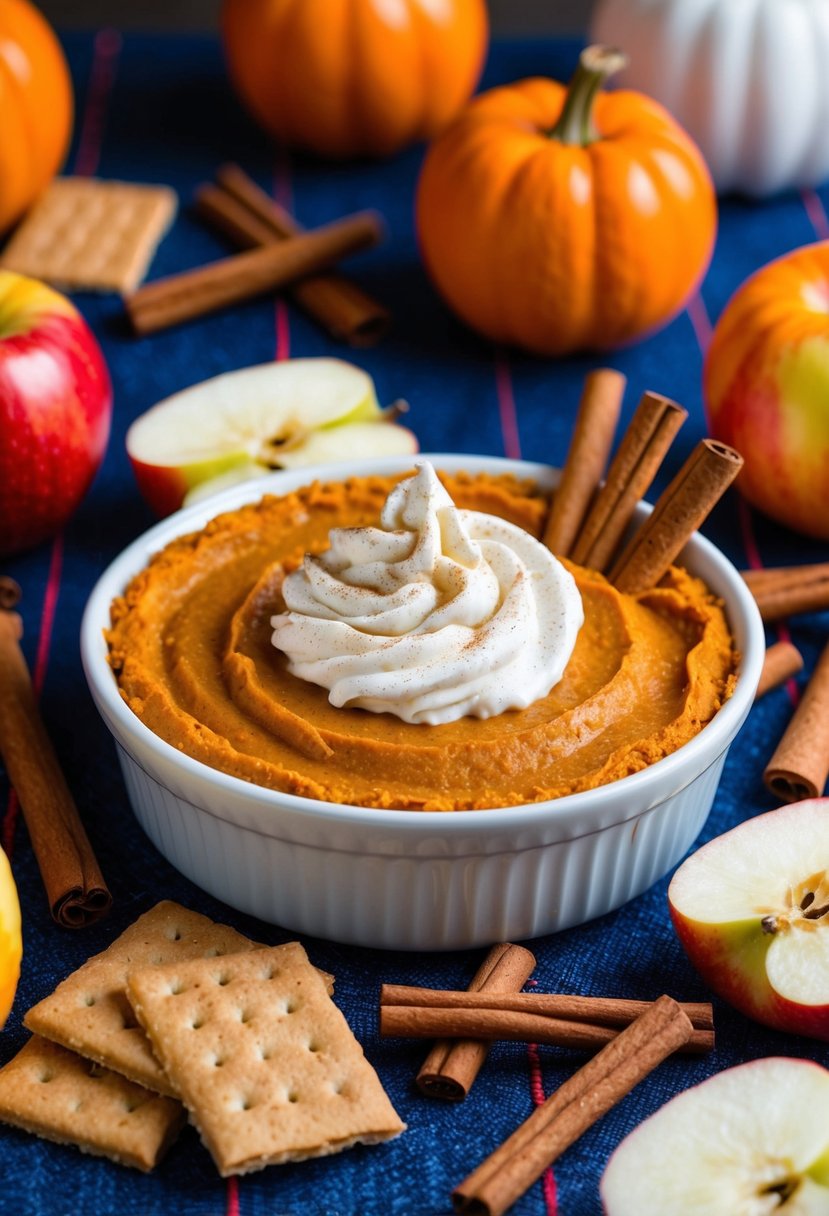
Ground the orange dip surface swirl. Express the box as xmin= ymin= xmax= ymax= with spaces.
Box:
xmin=107 ymin=471 xmax=738 ymax=811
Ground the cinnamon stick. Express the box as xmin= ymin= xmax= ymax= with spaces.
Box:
xmin=609 ymin=439 xmax=744 ymax=595
xmin=570 ymin=391 xmax=687 ymax=571
xmin=542 ymin=369 xmax=626 ymax=557
xmin=198 ymin=164 xmax=391 ymax=346
xmin=764 ymin=640 xmax=829 ymax=801
xmin=381 ymin=1004 xmax=712 ymax=1055
xmin=741 ymin=562 xmax=829 ymax=622
xmin=381 ymin=984 xmax=714 ymax=1030
xmin=127 ymin=209 xmax=384 ymax=336
xmin=452 ymin=995 xmax=693 ymax=1216
xmin=415 ymin=943 xmax=536 ymax=1101
xmin=216 ymin=161 xmax=324 ymax=241
xmin=755 ymin=641 xmax=804 ymax=700
xmin=195 ymin=182 xmax=280 ymax=249
xmin=0 ymin=579 xmax=111 ymax=927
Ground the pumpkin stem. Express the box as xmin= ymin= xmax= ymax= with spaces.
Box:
xmin=549 ymin=45 xmax=628 ymax=146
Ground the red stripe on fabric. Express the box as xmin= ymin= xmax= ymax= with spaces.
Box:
xmin=526 ymin=1041 xmax=558 ymax=1216
xmin=275 ymin=298 xmax=291 ymax=361
xmin=273 ymin=153 xmax=293 ymax=362
xmin=2 ymin=536 xmax=64 ymax=854
xmin=225 ymin=1175 xmax=240 ymax=1216
xmin=495 ymin=350 xmax=521 ymax=460
xmin=32 ymin=537 xmax=63 ymax=696
xmin=737 ymin=495 xmax=764 ymax=574
xmin=72 ymin=28 xmax=122 ymax=178
xmin=801 ymin=189 xmax=829 ymax=241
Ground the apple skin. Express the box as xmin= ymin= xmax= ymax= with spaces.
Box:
xmin=705 ymin=242 xmax=829 ymax=541
xmin=668 ymin=799 xmax=829 ymax=1041
xmin=0 ymin=271 xmax=112 ymax=557
xmin=130 ymin=455 xmax=220 ymax=520
xmin=669 ymin=907 xmax=829 ymax=1041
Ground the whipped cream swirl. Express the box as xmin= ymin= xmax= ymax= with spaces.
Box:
xmin=270 ymin=463 xmax=583 ymax=725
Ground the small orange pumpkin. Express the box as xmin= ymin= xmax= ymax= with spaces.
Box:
xmin=221 ymin=0 xmax=489 ymax=159
xmin=417 ymin=46 xmax=717 ymax=356
xmin=0 ymin=0 xmax=73 ymax=233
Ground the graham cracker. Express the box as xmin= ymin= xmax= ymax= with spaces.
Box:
xmin=24 ymin=901 xmax=261 ymax=1096
xmin=0 ymin=176 xmax=177 ymax=293
xmin=126 ymin=943 xmax=405 ymax=1176
xmin=0 ymin=1036 xmax=184 ymax=1172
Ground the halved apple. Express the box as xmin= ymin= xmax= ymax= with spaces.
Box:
xmin=126 ymin=357 xmax=418 ymax=516
xmin=601 ymin=1057 xmax=829 ymax=1215
xmin=668 ymin=798 xmax=829 ymax=1039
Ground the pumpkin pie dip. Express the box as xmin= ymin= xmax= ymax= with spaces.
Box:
xmin=107 ymin=465 xmax=738 ymax=811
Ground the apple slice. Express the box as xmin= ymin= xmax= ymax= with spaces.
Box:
xmin=182 ymin=421 xmax=419 ymax=507
xmin=668 ymin=798 xmax=829 ymax=1040
xmin=601 ymin=1057 xmax=829 ymax=1215
xmin=126 ymin=357 xmax=418 ymax=517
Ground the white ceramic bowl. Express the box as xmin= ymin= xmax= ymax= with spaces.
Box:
xmin=81 ymin=455 xmax=765 ymax=950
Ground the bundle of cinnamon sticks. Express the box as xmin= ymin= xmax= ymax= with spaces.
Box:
xmin=127 ymin=163 xmax=390 ymax=340
xmin=542 ymin=369 xmax=744 ymax=595
xmin=194 ymin=163 xmax=390 ymax=345
xmin=379 ymin=944 xmax=712 ymax=1216
xmin=380 ymin=985 xmax=714 ymax=1055
xmin=543 ymin=373 xmax=829 ymax=801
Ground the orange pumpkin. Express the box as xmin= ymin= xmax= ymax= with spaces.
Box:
xmin=221 ymin=0 xmax=489 ymax=159
xmin=416 ymin=46 xmax=717 ymax=356
xmin=0 ymin=0 xmax=73 ymax=234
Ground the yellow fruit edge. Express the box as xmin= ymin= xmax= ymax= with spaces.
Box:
xmin=0 ymin=847 xmax=22 ymax=1029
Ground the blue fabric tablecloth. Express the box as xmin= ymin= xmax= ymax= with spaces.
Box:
xmin=2 ymin=31 xmax=828 ymax=1216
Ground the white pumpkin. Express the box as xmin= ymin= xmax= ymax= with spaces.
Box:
xmin=590 ymin=0 xmax=829 ymax=196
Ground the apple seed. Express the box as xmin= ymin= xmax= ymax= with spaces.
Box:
xmin=760 ymin=1173 xmax=800 ymax=1204
xmin=759 ymin=872 xmax=829 ymax=934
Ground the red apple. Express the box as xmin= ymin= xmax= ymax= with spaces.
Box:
xmin=668 ymin=798 xmax=829 ymax=1040
xmin=601 ymin=1057 xmax=829 ymax=1215
xmin=705 ymin=242 xmax=829 ymax=540
xmin=0 ymin=271 xmax=112 ymax=557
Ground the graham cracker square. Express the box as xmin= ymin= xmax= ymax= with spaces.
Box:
xmin=24 ymin=901 xmax=260 ymax=1096
xmin=0 ymin=176 xmax=177 ymax=293
xmin=126 ymin=942 xmax=405 ymax=1176
xmin=0 ymin=1036 xmax=184 ymax=1171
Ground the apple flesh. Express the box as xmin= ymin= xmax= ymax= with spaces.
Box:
xmin=126 ymin=357 xmax=418 ymax=517
xmin=601 ymin=1057 xmax=829 ymax=1215
xmin=0 ymin=271 xmax=112 ymax=557
xmin=668 ymin=798 xmax=829 ymax=1040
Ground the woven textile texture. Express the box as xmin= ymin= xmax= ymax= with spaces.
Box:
xmin=1 ymin=30 xmax=828 ymax=1216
